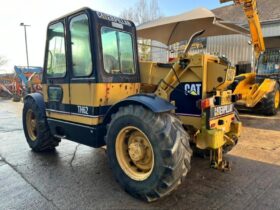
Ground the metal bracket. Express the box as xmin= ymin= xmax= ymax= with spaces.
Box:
xmin=210 ymin=147 xmax=231 ymax=172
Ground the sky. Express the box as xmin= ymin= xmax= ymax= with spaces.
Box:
xmin=0 ymin=0 xmax=231 ymax=73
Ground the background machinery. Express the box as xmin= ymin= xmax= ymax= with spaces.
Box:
xmin=0 ymin=77 xmax=13 ymax=99
xmin=12 ymin=66 xmax=43 ymax=101
xmin=22 ymin=8 xmax=242 ymax=201
xmin=221 ymin=0 xmax=280 ymax=115
xmin=0 ymin=66 xmax=43 ymax=101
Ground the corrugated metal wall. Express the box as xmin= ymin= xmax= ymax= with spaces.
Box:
xmin=146 ymin=21 xmax=280 ymax=65
xmin=191 ymin=35 xmax=253 ymax=65
xmin=206 ymin=34 xmax=253 ymax=65
xmin=148 ymin=35 xmax=254 ymax=65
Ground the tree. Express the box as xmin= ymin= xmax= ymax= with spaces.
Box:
xmin=120 ymin=0 xmax=161 ymax=25
xmin=0 ymin=56 xmax=8 ymax=67
xmin=120 ymin=0 xmax=162 ymax=61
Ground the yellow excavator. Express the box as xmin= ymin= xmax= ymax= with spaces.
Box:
xmin=221 ymin=0 xmax=280 ymax=115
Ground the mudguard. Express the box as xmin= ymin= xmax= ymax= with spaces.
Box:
xmin=24 ymin=93 xmax=46 ymax=114
xmin=103 ymin=94 xmax=176 ymax=124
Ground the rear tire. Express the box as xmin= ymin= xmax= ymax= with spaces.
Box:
xmin=257 ymin=84 xmax=279 ymax=116
xmin=12 ymin=95 xmax=21 ymax=102
xmin=23 ymin=97 xmax=60 ymax=152
xmin=105 ymin=105 xmax=192 ymax=202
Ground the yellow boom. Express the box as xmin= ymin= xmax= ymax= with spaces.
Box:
xmin=220 ymin=0 xmax=265 ymax=58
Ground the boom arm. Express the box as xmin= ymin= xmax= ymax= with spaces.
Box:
xmin=220 ymin=0 xmax=265 ymax=58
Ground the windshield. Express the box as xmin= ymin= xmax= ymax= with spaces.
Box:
xmin=257 ymin=50 xmax=280 ymax=75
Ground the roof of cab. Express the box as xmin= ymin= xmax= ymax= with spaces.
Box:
xmin=47 ymin=7 xmax=135 ymax=27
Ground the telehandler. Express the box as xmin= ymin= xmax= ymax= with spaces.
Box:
xmin=221 ymin=0 xmax=280 ymax=115
xmin=22 ymin=8 xmax=242 ymax=201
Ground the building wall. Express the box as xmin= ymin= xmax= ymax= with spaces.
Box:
xmin=145 ymin=21 xmax=280 ymax=66
xmin=262 ymin=21 xmax=280 ymax=37
xmin=206 ymin=34 xmax=253 ymax=65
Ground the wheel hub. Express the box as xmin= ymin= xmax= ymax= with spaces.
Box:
xmin=128 ymin=141 xmax=146 ymax=162
xmin=115 ymin=126 xmax=154 ymax=181
xmin=275 ymin=91 xmax=280 ymax=109
xmin=26 ymin=109 xmax=37 ymax=141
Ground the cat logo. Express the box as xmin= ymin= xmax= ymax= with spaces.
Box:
xmin=184 ymin=83 xmax=202 ymax=96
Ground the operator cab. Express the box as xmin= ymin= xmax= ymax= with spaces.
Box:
xmin=41 ymin=8 xmax=141 ymax=147
xmin=257 ymin=50 xmax=280 ymax=76
xmin=43 ymin=7 xmax=140 ymax=85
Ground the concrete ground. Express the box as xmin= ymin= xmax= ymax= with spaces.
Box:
xmin=0 ymin=98 xmax=280 ymax=210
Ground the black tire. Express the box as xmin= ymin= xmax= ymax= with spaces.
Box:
xmin=105 ymin=105 xmax=192 ymax=202
xmin=12 ymin=95 xmax=21 ymax=102
xmin=256 ymin=84 xmax=280 ymax=116
xmin=22 ymin=97 xmax=60 ymax=152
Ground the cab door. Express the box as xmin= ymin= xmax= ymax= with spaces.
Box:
xmin=68 ymin=13 xmax=96 ymax=125
xmin=44 ymin=21 xmax=70 ymax=118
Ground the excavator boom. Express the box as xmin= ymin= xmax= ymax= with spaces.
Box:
xmin=220 ymin=0 xmax=265 ymax=58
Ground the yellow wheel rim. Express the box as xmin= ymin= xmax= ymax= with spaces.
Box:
xmin=115 ymin=126 xmax=154 ymax=181
xmin=275 ymin=91 xmax=280 ymax=109
xmin=26 ymin=109 xmax=37 ymax=141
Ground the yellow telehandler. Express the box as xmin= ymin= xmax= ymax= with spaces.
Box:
xmin=22 ymin=7 xmax=244 ymax=201
xmin=221 ymin=0 xmax=280 ymax=115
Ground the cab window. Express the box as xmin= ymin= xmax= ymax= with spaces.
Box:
xmin=258 ymin=50 xmax=280 ymax=75
xmin=101 ymin=27 xmax=135 ymax=74
xmin=70 ymin=14 xmax=92 ymax=77
xmin=46 ymin=22 xmax=66 ymax=78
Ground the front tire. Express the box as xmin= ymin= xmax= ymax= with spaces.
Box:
xmin=258 ymin=84 xmax=280 ymax=116
xmin=105 ymin=105 xmax=192 ymax=202
xmin=23 ymin=97 xmax=60 ymax=152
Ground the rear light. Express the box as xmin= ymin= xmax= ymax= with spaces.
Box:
xmin=198 ymin=98 xmax=214 ymax=110
xmin=201 ymin=99 xmax=210 ymax=109
xmin=210 ymin=123 xmax=216 ymax=128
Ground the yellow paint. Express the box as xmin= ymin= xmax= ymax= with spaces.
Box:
xmin=26 ymin=109 xmax=37 ymax=141
xmin=220 ymin=0 xmax=265 ymax=58
xmin=140 ymin=54 xmax=236 ymax=100
xmin=196 ymin=128 xmax=225 ymax=149
xmin=43 ymin=83 xmax=140 ymax=106
xmin=209 ymin=113 xmax=235 ymax=133
xmin=115 ymin=126 xmax=154 ymax=181
xmin=42 ymin=84 xmax=70 ymax=104
xmin=274 ymin=90 xmax=280 ymax=109
xmin=42 ymin=52 xmax=241 ymax=154
xmin=139 ymin=53 xmax=241 ymax=151
xmin=43 ymin=83 xmax=140 ymax=124
xmin=196 ymin=114 xmax=241 ymax=150
xmin=234 ymin=74 xmax=277 ymax=107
